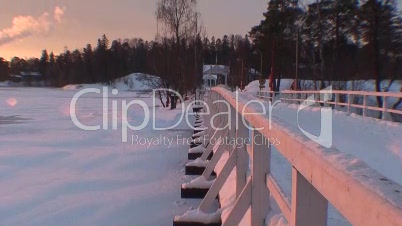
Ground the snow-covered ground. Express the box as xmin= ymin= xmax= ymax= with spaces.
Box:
xmin=0 ymin=86 xmax=198 ymax=226
xmin=0 ymin=81 xmax=14 ymax=87
xmin=1 ymin=75 xmax=401 ymax=226
xmin=62 ymin=73 xmax=159 ymax=92
xmin=243 ymin=80 xmax=402 ymax=186
xmin=247 ymin=79 xmax=402 ymax=120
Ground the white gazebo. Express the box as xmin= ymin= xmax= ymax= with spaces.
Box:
xmin=203 ymin=74 xmax=218 ymax=87
xmin=203 ymin=65 xmax=229 ymax=88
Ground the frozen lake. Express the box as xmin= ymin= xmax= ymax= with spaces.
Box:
xmin=0 ymin=87 xmax=198 ymax=225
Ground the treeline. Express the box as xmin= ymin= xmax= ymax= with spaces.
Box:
xmin=2 ymin=35 xmax=149 ymax=87
xmin=0 ymin=33 xmax=255 ymax=92
xmin=1 ymin=0 xmax=401 ymax=95
xmin=249 ymin=0 xmax=402 ymax=93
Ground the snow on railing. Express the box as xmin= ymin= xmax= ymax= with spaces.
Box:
xmin=177 ymin=87 xmax=402 ymax=226
xmin=257 ymin=90 xmax=402 ymax=120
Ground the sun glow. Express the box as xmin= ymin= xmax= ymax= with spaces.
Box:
xmin=6 ymin=98 xmax=18 ymax=107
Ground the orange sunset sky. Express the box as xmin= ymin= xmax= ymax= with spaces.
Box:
xmin=0 ymin=0 xmax=269 ymax=60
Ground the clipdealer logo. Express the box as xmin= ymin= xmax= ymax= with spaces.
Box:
xmin=69 ymin=87 xmax=332 ymax=149
xmin=130 ymin=134 xmax=280 ymax=149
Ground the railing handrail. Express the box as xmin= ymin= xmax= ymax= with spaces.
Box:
xmin=257 ymin=89 xmax=402 ymax=120
xmin=257 ymin=89 xmax=402 ymax=98
xmin=212 ymin=87 xmax=402 ymax=226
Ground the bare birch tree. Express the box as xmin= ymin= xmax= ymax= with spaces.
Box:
xmin=156 ymin=0 xmax=200 ymax=98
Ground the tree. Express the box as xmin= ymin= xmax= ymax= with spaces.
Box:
xmin=329 ymin=0 xmax=358 ymax=83
xmin=0 ymin=58 xmax=9 ymax=81
xmin=83 ymin=44 xmax=94 ymax=83
xmin=249 ymin=0 xmax=303 ymax=91
xmin=39 ymin=50 xmax=49 ymax=79
xmin=145 ymin=39 xmax=175 ymax=107
xmin=47 ymin=52 xmax=58 ymax=86
xmin=10 ymin=57 xmax=27 ymax=75
xmin=360 ymin=0 xmax=401 ymax=111
xmin=156 ymin=0 xmax=200 ymax=102
xmin=221 ymin=35 xmax=230 ymax=65
xmin=71 ymin=49 xmax=84 ymax=84
xmin=94 ymin=34 xmax=111 ymax=83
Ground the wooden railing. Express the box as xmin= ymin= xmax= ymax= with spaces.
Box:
xmin=257 ymin=90 xmax=402 ymax=120
xmin=190 ymin=87 xmax=402 ymax=226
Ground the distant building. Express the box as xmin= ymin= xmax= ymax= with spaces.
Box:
xmin=203 ymin=65 xmax=229 ymax=88
xmin=10 ymin=72 xmax=43 ymax=85
xmin=20 ymin=72 xmax=43 ymax=80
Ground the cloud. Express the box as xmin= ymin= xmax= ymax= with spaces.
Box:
xmin=0 ymin=6 xmax=66 ymax=46
xmin=54 ymin=6 xmax=66 ymax=24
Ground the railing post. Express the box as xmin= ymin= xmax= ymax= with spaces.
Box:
xmin=236 ymin=113 xmax=249 ymax=198
xmin=315 ymin=92 xmax=320 ymax=107
xmin=363 ymin=95 xmax=367 ymax=117
xmin=335 ymin=93 xmax=339 ymax=110
xmin=382 ymin=96 xmax=387 ymax=120
xmin=290 ymin=167 xmax=328 ymax=226
xmin=348 ymin=94 xmax=352 ymax=113
xmin=324 ymin=92 xmax=329 ymax=107
xmin=251 ymin=129 xmax=270 ymax=226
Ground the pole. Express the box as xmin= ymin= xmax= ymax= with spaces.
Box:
xmin=271 ymin=38 xmax=275 ymax=93
xmin=260 ymin=52 xmax=263 ymax=81
xmin=230 ymin=61 xmax=233 ymax=91
xmin=260 ymin=52 xmax=263 ymax=89
xmin=240 ymin=59 xmax=244 ymax=90
xmin=194 ymin=15 xmax=197 ymax=101
xmin=296 ymin=27 xmax=299 ymax=91
xmin=215 ymin=50 xmax=218 ymax=85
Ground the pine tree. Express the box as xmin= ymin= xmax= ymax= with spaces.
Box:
xmin=249 ymin=0 xmax=303 ymax=91
xmin=360 ymin=0 xmax=401 ymax=109
xmin=47 ymin=52 xmax=57 ymax=86
xmin=39 ymin=49 xmax=49 ymax=79
xmin=83 ymin=44 xmax=94 ymax=83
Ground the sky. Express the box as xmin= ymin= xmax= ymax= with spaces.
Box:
xmin=0 ymin=0 xmax=268 ymax=60
xmin=1 ymin=0 xmax=402 ymax=61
